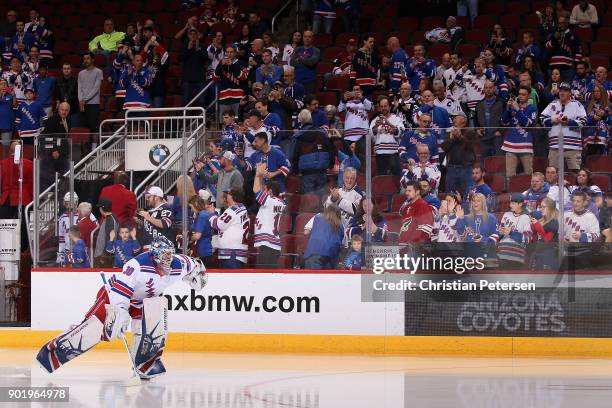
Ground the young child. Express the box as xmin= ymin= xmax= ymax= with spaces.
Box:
xmin=343 ymin=235 xmax=364 ymax=270
xmin=105 ymin=225 xmax=141 ymax=268
xmin=66 ymin=226 xmax=89 ymax=268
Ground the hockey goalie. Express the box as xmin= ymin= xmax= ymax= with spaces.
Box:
xmin=36 ymin=237 xmax=207 ymax=379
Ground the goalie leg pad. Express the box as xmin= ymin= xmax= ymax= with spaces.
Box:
xmin=133 ymin=297 xmax=168 ymax=378
xmin=36 ymin=316 xmax=104 ymax=373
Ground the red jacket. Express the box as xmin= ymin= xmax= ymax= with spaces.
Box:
xmin=0 ymin=155 xmax=34 ymax=207
xmin=77 ymin=216 xmax=98 ymax=251
xmin=99 ymin=184 xmax=137 ymax=226
xmin=398 ymin=198 xmax=434 ymax=244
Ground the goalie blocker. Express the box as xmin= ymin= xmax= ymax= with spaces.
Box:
xmin=36 ymin=237 xmax=207 ymax=378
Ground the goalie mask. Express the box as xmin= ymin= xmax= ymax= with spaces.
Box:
xmin=151 ymin=237 xmax=175 ymax=273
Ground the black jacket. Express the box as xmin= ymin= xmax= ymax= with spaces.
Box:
xmin=179 ymin=44 xmax=208 ymax=83
xmin=54 ymin=76 xmax=79 ymax=111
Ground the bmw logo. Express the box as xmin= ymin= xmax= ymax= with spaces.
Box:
xmin=149 ymin=144 xmax=171 ymax=166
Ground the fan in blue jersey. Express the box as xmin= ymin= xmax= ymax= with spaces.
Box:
xmin=188 ymin=191 xmax=216 ymax=267
xmin=248 ymin=132 xmax=291 ymax=194
xmin=66 ymin=226 xmax=90 ymax=268
xmin=105 ymin=225 xmax=141 ymax=268
xmin=15 ymin=87 xmax=47 ymax=142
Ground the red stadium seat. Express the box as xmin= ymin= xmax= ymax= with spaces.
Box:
xmin=412 ymin=31 xmax=426 ymax=44
xmin=316 ymin=62 xmax=334 ymax=76
xmin=523 ymin=15 xmax=541 ymax=28
xmin=575 ymin=27 xmax=594 ymax=43
xmin=294 ymin=213 xmax=316 ymax=234
xmin=335 ymin=33 xmax=359 ymax=47
xmin=457 ymin=43 xmax=480 ymax=59
xmin=296 ymin=234 xmax=309 ymax=254
xmin=591 ymin=174 xmax=611 ymax=192
xmin=473 ymin=15 xmax=497 ymax=29
xmin=500 ymin=15 xmax=522 ymax=31
xmin=327 ymin=75 xmax=351 ymax=92
xmin=396 ymin=17 xmax=419 ymax=32
xmin=421 ymin=16 xmax=445 ymax=31
xmin=485 ymin=174 xmax=506 ymax=193
xmin=586 ymin=155 xmax=612 ymax=172
xmin=483 ymin=3 xmax=505 ymax=14
xmin=484 ymin=155 xmax=506 ymax=174
xmin=372 ymin=175 xmax=401 ymax=195
xmin=278 ymin=214 xmax=292 ymax=234
xmin=590 ymin=43 xmax=612 ymax=56
xmin=589 ymin=56 xmax=609 ymax=70
xmin=532 ymin=156 xmax=548 ymax=173
xmin=285 ymin=175 xmax=301 ymax=194
xmin=428 ymin=44 xmax=450 ymax=59
xmin=391 ymin=194 xmax=406 ymax=212
xmin=374 ymin=194 xmax=390 ymax=213
xmin=316 ymin=91 xmax=338 ymax=107
xmin=281 ymin=235 xmax=298 ymax=253
xmin=508 ymin=175 xmax=532 ymax=192
xmin=465 ymin=29 xmax=488 ymax=45
xmin=314 ymin=33 xmax=333 ymax=48
xmin=494 ymin=193 xmax=511 ymax=212
xmin=323 ymin=46 xmax=343 ymax=62
xmin=454 ymin=16 xmax=470 ymax=29
xmin=506 ymin=2 xmax=531 ymax=14
xmin=596 ymin=27 xmax=612 ymax=42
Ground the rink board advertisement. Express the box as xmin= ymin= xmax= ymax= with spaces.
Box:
xmin=30 ymin=269 xmax=404 ymax=336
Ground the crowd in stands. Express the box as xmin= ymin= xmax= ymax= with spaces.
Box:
xmin=0 ymin=0 xmax=610 ymax=271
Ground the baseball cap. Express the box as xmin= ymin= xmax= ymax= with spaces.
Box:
xmin=97 ymin=199 xmax=112 ymax=211
xmin=510 ymin=193 xmax=525 ymax=203
xmin=247 ymin=109 xmax=262 ymax=118
xmin=559 ymin=82 xmax=571 ymax=91
xmin=222 ymin=151 xmax=235 ymax=161
xmin=198 ymin=189 xmax=212 ymax=201
xmin=146 ymin=186 xmax=164 ymax=198
xmin=24 ymin=87 xmax=35 ymax=93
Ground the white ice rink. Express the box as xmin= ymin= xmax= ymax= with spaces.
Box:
xmin=3 ymin=348 xmax=612 ymax=407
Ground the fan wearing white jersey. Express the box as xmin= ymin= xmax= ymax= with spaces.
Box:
xmin=324 ymin=166 xmax=364 ymax=228
xmin=210 ymin=186 xmax=250 ymax=268
xmin=433 ymin=81 xmax=465 ymax=117
xmin=253 ymin=163 xmax=286 ymax=268
xmin=369 ymin=96 xmax=404 ymax=176
xmin=497 ymin=193 xmax=532 ymax=268
xmin=57 ymin=192 xmax=97 ymax=264
xmin=37 ymin=237 xmax=207 ymax=379
xmin=442 ymin=52 xmax=467 ymax=103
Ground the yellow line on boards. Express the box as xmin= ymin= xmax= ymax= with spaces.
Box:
xmin=3 ymin=330 xmax=612 ymax=357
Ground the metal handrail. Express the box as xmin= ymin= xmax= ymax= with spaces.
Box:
xmin=272 ymin=0 xmax=298 ymax=33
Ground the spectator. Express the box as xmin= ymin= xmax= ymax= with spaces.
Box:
xmin=248 ymin=12 xmax=268 ymax=40
xmin=76 ymin=202 xmax=99 ymax=252
xmin=206 ymin=31 xmax=224 ymax=85
xmin=544 ymin=14 xmax=583 ymax=82
xmin=522 ymin=172 xmax=550 ymax=214
xmin=303 ymin=94 xmax=328 ymax=129
xmin=15 ymin=87 xmax=46 ymax=143
xmin=405 ymin=44 xmax=436 ymax=95
xmin=40 ymin=101 xmax=71 ymax=188
xmin=22 ymin=46 xmax=41 ymax=75
xmin=172 ymin=175 xmax=196 ymax=227
xmin=457 ymin=0 xmax=478 ymax=25
xmin=262 ymin=32 xmax=279 ymax=61
xmin=88 ymin=19 xmax=125 ymax=54
xmin=77 ymin=53 xmax=102 ymax=147
xmin=0 ymin=141 xmax=33 ymax=219
xmin=238 ymin=82 xmax=265 ymax=121
xmin=419 ymin=179 xmax=441 ymax=209
xmin=105 ymin=224 xmax=141 ymax=268
xmin=240 ymin=109 xmax=276 ymax=156
xmin=0 ymin=79 xmax=16 ymax=147
xmin=219 ymin=0 xmax=241 ymax=27
xmin=601 ymin=193 xmax=612 ymax=245
xmin=475 ymin=80 xmax=504 ymax=160
xmin=482 ymin=48 xmax=509 ymax=100
xmin=174 ymin=16 xmax=200 ymax=45
xmin=54 ymin=63 xmax=79 ymax=123
xmin=9 ymin=20 xmax=35 ymax=62
xmin=294 ymin=109 xmax=333 ymax=194
xmin=346 ymin=197 xmax=388 ymax=243
xmin=66 ymin=226 xmax=89 ymax=268
xmin=497 ymin=193 xmax=532 ymax=269
xmin=501 ymin=86 xmax=538 ymax=178
xmin=414 ymin=89 xmax=452 ymax=152
xmin=570 ymin=60 xmax=593 ymax=104
xmin=246 ymin=38 xmax=265 ymax=84
xmin=370 ymin=96 xmax=404 ymax=176
xmin=2 ymin=57 xmax=32 ymax=102
xmin=537 ymin=3 xmax=557 ymax=39
xmin=544 ymin=68 xmax=563 ymax=103
xmin=99 ymin=171 xmax=137 ymax=227
xmin=529 ymin=197 xmax=559 ymax=270
xmin=290 ymin=31 xmax=320 ymax=94
xmin=398 ymin=181 xmax=434 ymax=248
xmin=340 ymin=0 xmax=359 ymax=33
xmin=179 ymin=28 xmax=208 ymax=106
xmin=213 ymin=45 xmax=248 ymax=122
xmin=400 ymin=144 xmax=441 ymax=194
xmin=392 ymin=82 xmax=420 ymax=130
xmin=456 ymin=193 xmax=499 ymax=262
xmin=211 ymin=186 xmax=250 ymax=268
xmin=562 ymin=191 xmax=600 ymax=270
xmin=487 ymin=24 xmax=513 ymax=68
xmin=463 ymin=166 xmax=494 ymax=209
xmin=569 ymin=167 xmax=603 ymax=214
xmin=57 ymin=192 xmax=79 ymax=263
xmin=0 ymin=10 xmax=17 ymax=40
xmin=387 ymin=37 xmax=408 ymax=95
xmin=324 ymin=167 xmax=364 ymax=228
xmin=136 ymin=186 xmax=174 ymax=249
xmin=325 ymin=38 xmax=357 ymax=88
xmin=343 ymin=235 xmax=364 ymax=270
xmin=425 ymin=17 xmax=464 ymax=49
xmin=256 ymin=49 xmax=283 ymax=90
xmin=433 ymin=80 xmax=464 ymax=117
xmin=442 ymin=52 xmax=467 ymax=103
xmin=283 ymin=66 xmax=306 ymax=119
xmin=541 ymin=82 xmax=587 ymax=173
xmin=188 ymin=193 xmax=216 ymax=267
xmin=282 ymin=31 xmax=302 ymax=66
xmin=266 ymin=81 xmax=295 ymax=136
xmin=455 ymin=58 xmax=489 ymax=121
xmin=220 ymin=109 xmax=239 ymax=149
xmin=252 ymin=165 xmax=286 ymax=268
xmin=248 ymin=132 xmax=291 ymax=193
xmin=569 ymin=1 xmax=598 ymax=28
xmin=255 ymin=99 xmax=283 ymax=145
xmin=303 ymin=205 xmax=344 ymax=269
xmin=235 ymin=24 xmax=252 ymax=60
xmin=325 ymin=105 xmax=343 ymax=139
xmin=584 ymin=83 xmax=611 ymax=156
xmin=441 ymin=114 xmax=479 ymax=193
xmin=521 ymin=57 xmax=546 ymax=95
xmin=545 ymin=165 xmax=571 ymax=209
xmin=119 ymin=54 xmax=152 ymax=110
xmin=93 ymin=199 xmax=120 ymax=267
xmin=586 ymin=66 xmax=612 ymax=102
xmin=436 ymin=192 xmax=462 ymax=243
xmin=139 ymin=27 xmax=169 ymax=109
xmin=400 ymin=113 xmax=438 ymax=165
xmin=200 ymin=151 xmax=244 ymax=209
xmin=435 ymin=53 xmax=452 ymax=82
xmin=515 ymin=31 xmax=542 ymax=66
xmin=24 ymin=9 xmax=39 ymax=32
xmin=32 ymin=17 xmax=53 ymax=60
xmin=313 ymin=0 xmax=336 ymax=34
xmin=339 ymin=85 xmax=373 ymax=159
xmin=33 ymin=62 xmax=55 ymax=117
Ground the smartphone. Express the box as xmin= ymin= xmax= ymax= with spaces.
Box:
xmin=13 ymin=144 xmax=21 ymax=164
xmin=552 ymin=83 xmax=558 ymax=91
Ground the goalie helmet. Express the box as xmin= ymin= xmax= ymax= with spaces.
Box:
xmin=150 ymin=236 xmax=175 ymax=273
xmin=63 ymin=192 xmax=79 ymax=205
